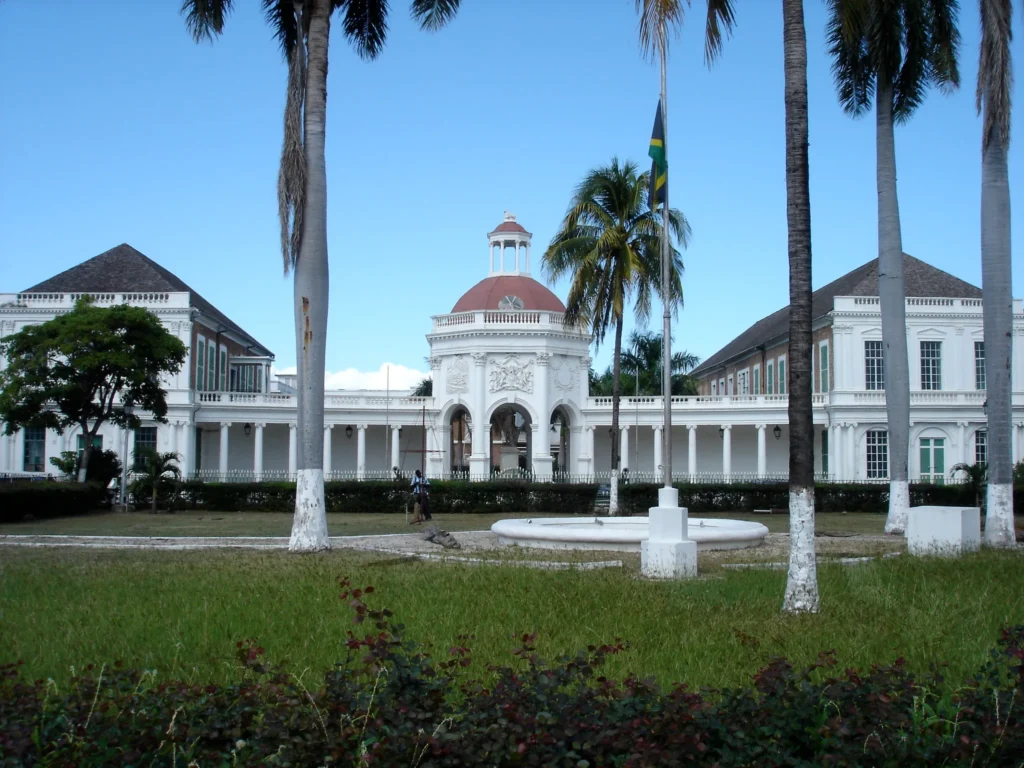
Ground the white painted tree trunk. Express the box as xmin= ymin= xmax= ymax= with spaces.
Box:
xmin=783 ymin=487 xmax=819 ymax=613
xmin=876 ymin=82 xmax=910 ymax=535
xmin=980 ymin=117 xmax=1015 ymax=547
xmin=289 ymin=0 xmax=331 ymax=553
xmin=608 ymin=469 xmax=618 ymax=516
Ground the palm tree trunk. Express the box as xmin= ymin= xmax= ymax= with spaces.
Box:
xmin=289 ymin=0 xmax=331 ymax=553
xmin=152 ymin=482 xmax=158 ymax=514
xmin=876 ymin=80 xmax=911 ymax=535
xmin=981 ymin=118 xmax=1015 ymax=546
xmin=781 ymin=0 xmax=819 ymax=614
xmin=609 ymin=317 xmax=623 ymax=515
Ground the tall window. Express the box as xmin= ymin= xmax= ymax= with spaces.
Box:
xmin=919 ymin=437 xmax=946 ymax=484
xmin=196 ymin=339 xmax=206 ymax=391
xmin=975 ymin=430 xmax=988 ymax=466
xmin=727 ymin=374 xmax=734 ymax=395
xmin=920 ymin=341 xmax=942 ymax=390
xmin=134 ymin=426 xmax=158 ymax=471
xmin=738 ymin=369 xmax=749 ymax=395
xmin=753 ymin=365 xmax=761 ymax=395
xmin=219 ymin=349 xmax=228 ymax=391
xmin=819 ymin=344 xmax=829 ymax=393
xmin=718 ymin=378 xmax=725 ymax=395
xmin=975 ymin=341 xmax=986 ymax=391
xmin=76 ymin=435 xmax=102 ymax=469
xmin=711 ymin=380 xmax=717 ymax=396
xmin=821 ymin=429 xmax=829 ymax=475
xmin=778 ymin=358 xmax=787 ymax=395
xmin=865 ymin=340 xmax=884 ymax=390
xmin=767 ymin=362 xmax=774 ymax=394
xmin=23 ymin=427 xmax=45 ymax=472
xmin=866 ymin=430 xmax=888 ymax=479
xmin=207 ymin=345 xmax=216 ymax=391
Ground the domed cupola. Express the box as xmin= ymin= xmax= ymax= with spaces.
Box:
xmin=451 ymin=212 xmax=566 ymax=313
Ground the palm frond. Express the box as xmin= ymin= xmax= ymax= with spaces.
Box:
xmin=704 ymin=0 xmax=736 ymax=64
xmin=926 ymin=0 xmax=961 ymax=93
xmin=826 ymin=0 xmax=874 ymax=116
xmin=976 ymin=0 xmax=1012 ymax=151
xmin=277 ymin=1 xmax=307 ymax=273
xmin=181 ymin=0 xmax=234 ymax=42
xmin=410 ymin=0 xmax=461 ymax=30
xmin=341 ymin=0 xmax=390 ymax=60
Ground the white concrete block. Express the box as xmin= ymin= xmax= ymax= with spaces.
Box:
xmin=906 ymin=506 xmax=981 ymax=557
xmin=641 ymin=490 xmax=697 ymax=578
xmin=641 ymin=539 xmax=698 ymax=578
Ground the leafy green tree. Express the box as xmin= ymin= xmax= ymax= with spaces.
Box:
xmin=49 ymin=448 xmax=123 ymax=486
xmin=543 ymin=159 xmax=689 ymax=514
xmin=130 ymin=449 xmax=182 ymax=513
xmin=0 ymin=299 xmax=186 ymax=482
xmin=621 ymin=330 xmax=700 ymax=396
xmin=826 ymin=0 xmax=961 ymax=535
xmin=977 ymin=0 xmax=1017 ymax=546
xmin=950 ymin=460 xmax=987 ymax=510
xmin=411 ymin=377 xmax=433 ymax=397
xmin=182 ymin=0 xmax=463 ymax=553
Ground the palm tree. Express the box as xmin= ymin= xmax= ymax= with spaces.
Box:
xmin=977 ymin=0 xmax=1016 ymax=547
xmin=620 ymin=330 xmax=701 ymax=395
xmin=130 ymin=449 xmax=182 ymax=513
xmin=182 ymin=0 xmax=462 ymax=552
xmin=781 ymin=0 xmax=819 ymax=614
xmin=826 ymin=0 xmax=961 ymax=535
xmin=543 ymin=159 xmax=689 ymax=514
xmin=950 ymin=460 xmax=987 ymax=510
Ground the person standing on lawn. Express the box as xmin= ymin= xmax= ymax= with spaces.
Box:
xmin=411 ymin=469 xmax=432 ymax=523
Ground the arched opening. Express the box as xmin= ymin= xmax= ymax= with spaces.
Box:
xmin=550 ymin=406 xmax=571 ymax=480
xmin=490 ymin=404 xmax=532 ymax=478
xmin=449 ymin=408 xmax=472 ymax=478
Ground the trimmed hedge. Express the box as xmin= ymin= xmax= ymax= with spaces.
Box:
xmin=176 ymin=479 xmax=602 ymax=515
xmin=3 ymin=579 xmax=1024 ymax=765
xmin=617 ymin=481 xmax=990 ymax=516
xmin=0 ymin=481 xmax=107 ymax=523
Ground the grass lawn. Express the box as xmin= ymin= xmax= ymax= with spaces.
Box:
xmin=0 ymin=510 xmax=891 ymax=537
xmin=2 ymin=546 xmax=1022 ymax=692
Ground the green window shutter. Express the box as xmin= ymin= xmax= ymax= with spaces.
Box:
xmin=821 ymin=346 xmax=829 ymax=392
xmin=779 ymin=361 xmax=786 ymax=394
xmin=197 ymin=340 xmax=205 ymax=391
xmin=934 ymin=439 xmax=944 ymax=477
xmin=920 ymin=439 xmax=931 ymax=476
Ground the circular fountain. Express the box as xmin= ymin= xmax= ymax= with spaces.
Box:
xmin=491 ymin=516 xmax=769 ymax=552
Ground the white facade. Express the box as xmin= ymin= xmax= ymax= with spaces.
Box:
xmin=3 ymin=222 xmax=1024 ymax=485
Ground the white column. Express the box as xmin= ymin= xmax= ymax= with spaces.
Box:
xmin=13 ymin=430 xmax=25 ymax=473
xmin=391 ymin=425 xmax=401 ymax=471
xmin=0 ymin=431 xmax=8 ymax=472
xmin=288 ymin=423 xmax=297 ymax=477
xmin=254 ymin=422 xmax=264 ymax=480
xmin=845 ymin=423 xmax=856 ymax=480
xmin=580 ymin=425 xmax=595 ymax=477
xmin=653 ymin=426 xmax=663 ymax=477
xmin=756 ymin=423 xmax=767 ymax=478
xmin=620 ymin=425 xmax=630 ymax=471
xmin=218 ymin=422 xmax=230 ymax=479
xmin=722 ymin=425 xmax=732 ymax=482
xmin=179 ymin=422 xmax=192 ymax=478
xmin=525 ymin=241 xmax=531 ymax=273
xmin=323 ymin=424 xmax=333 ymax=476
xmin=470 ymin=353 xmax=489 ymax=479
xmin=957 ymin=421 xmax=968 ymax=466
xmin=356 ymin=424 xmax=367 ymax=480
xmin=828 ymin=424 xmax=838 ymax=481
xmin=687 ymin=425 xmax=697 ymax=478
xmin=1015 ymin=423 xmax=1023 ymax=465
xmin=533 ymin=354 xmax=552 ymax=480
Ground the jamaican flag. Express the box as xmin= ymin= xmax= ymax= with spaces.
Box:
xmin=648 ymin=99 xmax=667 ymax=207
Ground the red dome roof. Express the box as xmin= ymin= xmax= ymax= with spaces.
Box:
xmin=452 ymin=276 xmax=566 ymax=313
xmin=490 ymin=220 xmax=530 ymax=235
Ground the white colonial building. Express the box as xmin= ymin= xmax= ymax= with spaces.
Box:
xmin=2 ymin=213 xmax=1023 ymax=484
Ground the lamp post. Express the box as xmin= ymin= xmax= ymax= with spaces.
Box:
xmin=120 ymin=401 xmax=134 ymax=511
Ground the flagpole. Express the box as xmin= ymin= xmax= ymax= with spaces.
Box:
xmin=659 ymin=26 xmax=672 ymax=490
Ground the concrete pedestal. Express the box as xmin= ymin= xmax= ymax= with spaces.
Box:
xmin=906 ymin=506 xmax=981 ymax=556
xmin=641 ymin=487 xmax=697 ymax=578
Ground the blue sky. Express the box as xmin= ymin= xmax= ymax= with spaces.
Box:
xmin=1 ymin=1 xmax=1021 ymax=389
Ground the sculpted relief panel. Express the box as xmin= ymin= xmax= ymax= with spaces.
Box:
xmin=552 ymin=357 xmax=580 ymax=393
xmin=446 ymin=355 xmax=469 ymax=394
xmin=489 ymin=354 xmax=534 ymax=394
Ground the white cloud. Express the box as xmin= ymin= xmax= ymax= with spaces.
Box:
xmin=273 ymin=363 xmax=429 ymax=391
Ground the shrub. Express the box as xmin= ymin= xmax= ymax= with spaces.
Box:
xmin=172 ymin=480 xmax=602 ymax=514
xmin=2 ymin=579 xmax=1023 ymax=765
xmin=0 ymin=481 xmax=106 ymax=523
xmin=617 ymin=481 xmax=978 ymax=516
